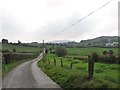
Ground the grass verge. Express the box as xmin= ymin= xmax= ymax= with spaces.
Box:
xmin=37 ymin=53 xmax=119 ymax=89
xmin=2 ymin=59 xmax=32 ymax=78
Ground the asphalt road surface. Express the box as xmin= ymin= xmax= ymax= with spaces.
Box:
xmin=2 ymin=53 xmax=61 ymax=88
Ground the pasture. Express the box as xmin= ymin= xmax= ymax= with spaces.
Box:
xmin=38 ymin=47 xmax=119 ymax=89
xmin=2 ymin=43 xmax=41 ymax=53
xmin=67 ymin=47 xmax=118 ymax=56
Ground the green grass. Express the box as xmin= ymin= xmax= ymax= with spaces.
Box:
xmin=2 ymin=43 xmax=41 ymax=53
xmin=2 ymin=59 xmax=32 ymax=78
xmin=0 ymin=53 xmax=2 ymax=79
xmin=0 ymin=67 xmax=1 ymax=79
xmin=1 ymin=43 xmax=41 ymax=77
xmin=38 ymin=48 xmax=119 ymax=89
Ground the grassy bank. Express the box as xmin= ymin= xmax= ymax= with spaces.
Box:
xmin=2 ymin=52 xmax=40 ymax=78
xmin=38 ymin=47 xmax=119 ymax=89
xmin=2 ymin=59 xmax=31 ymax=78
xmin=2 ymin=43 xmax=41 ymax=78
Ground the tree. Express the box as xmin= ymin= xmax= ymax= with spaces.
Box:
xmin=13 ymin=48 xmax=16 ymax=52
xmin=49 ymin=48 xmax=52 ymax=53
xmin=103 ymin=50 xmax=108 ymax=55
xmin=91 ymin=52 xmax=99 ymax=62
xmin=55 ymin=47 xmax=68 ymax=57
xmin=18 ymin=40 xmax=21 ymax=44
xmin=108 ymin=50 xmax=114 ymax=55
xmin=2 ymin=39 xmax=8 ymax=44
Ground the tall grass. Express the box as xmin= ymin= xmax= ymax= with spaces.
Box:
xmin=38 ymin=49 xmax=119 ymax=89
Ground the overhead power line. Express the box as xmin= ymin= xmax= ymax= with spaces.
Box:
xmin=44 ymin=0 xmax=114 ymax=41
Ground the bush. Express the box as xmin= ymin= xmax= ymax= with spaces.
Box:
xmin=13 ymin=48 xmax=16 ymax=52
xmin=91 ymin=52 xmax=99 ymax=62
xmin=100 ymin=50 xmax=118 ymax=63
xmin=73 ymin=56 xmax=87 ymax=60
xmin=55 ymin=47 xmax=68 ymax=57
xmin=103 ymin=50 xmax=108 ymax=55
xmin=108 ymin=50 xmax=114 ymax=55
xmin=99 ymin=55 xmax=117 ymax=63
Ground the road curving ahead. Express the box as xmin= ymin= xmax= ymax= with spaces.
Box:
xmin=2 ymin=52 xmax=61 ymax=89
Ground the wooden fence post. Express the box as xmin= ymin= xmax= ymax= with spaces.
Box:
xmin=88 ymin=55 xmax=94 ymax=79
xmin=3 ymin=54 xmax=10 ymax=64
xmin=54 ymin=57 xmax=56 ymax=66
xmin=70 ymin=61 xmax=73 ymax=70
xmin=43 ymin=54 xmax=45 ymax=63
xmin=60 ymin=58 xmax=63 ymax=67
xmin=48 ymin=59 xmax=50 ymax=65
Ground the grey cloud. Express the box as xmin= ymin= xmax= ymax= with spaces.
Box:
xmin=34 ymin=5 xmax=117 ymax=42
xmin=34 ymin=13 xmax=98 ymax=42
xmin=1 ymin=13 xmax=26 ymax=42
xmin=45 ymin=0 xmax=65 ymax=9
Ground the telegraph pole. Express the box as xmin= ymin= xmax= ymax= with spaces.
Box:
xmin=43 ymin=40 xmax=44 ymax=47
xmin=42 ymin=40 xmax=45 ymax=60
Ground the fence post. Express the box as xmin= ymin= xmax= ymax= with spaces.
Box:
xmin=60 ymin=58 xmax=63 ymax=67
xmin=48 ymin=58 xmax=50 ymax=65
xmin=43 ymin=54 xmax=45 ymax=63
xmin=54 ymin=57 xmax=56 ymax=66
xmin=70 ymin=61 xmax=73 ymax=70
xmin=3 ymin=54 xmax=10 ymax=64
xmin=88 ymin=55 xmax=94 ymax=79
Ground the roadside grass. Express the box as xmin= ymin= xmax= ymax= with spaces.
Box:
xmin=2 ymin=52 xmax=40 ymax=78
xmin=2 ymin=59 xmax=32 ymax=78
xmin=2 ymin=43 xmax=41 ymax=78
xmin=0 ymin=68 xmax=1 ymax=79
xmin=0 ymin=53 xmax=2 ymax=79
xmin=38 ymin=51 xmax=119 ymax=89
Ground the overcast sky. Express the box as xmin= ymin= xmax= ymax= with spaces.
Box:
xmin=0 ymin=0 xmax=119 ymax=43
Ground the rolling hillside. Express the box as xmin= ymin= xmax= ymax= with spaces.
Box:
xmin=79 ymin=36 xmax=119 ymax=47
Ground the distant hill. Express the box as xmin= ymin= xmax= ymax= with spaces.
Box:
xmin=1 ymin=36 xmax=119 ymax=48
xmin=48 ymin=40 xmax=73 ymax=44
xmin=45 ymin=36 xmax=119 ymax=47
xmin=79 ymin=36 xmax=119 ymax=47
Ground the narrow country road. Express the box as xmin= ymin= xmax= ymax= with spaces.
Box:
xmin=2 ymin=52 xmax=61 ymax=89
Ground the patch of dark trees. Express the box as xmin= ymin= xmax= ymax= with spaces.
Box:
xmin=73 ymin=54 xmax=119 ymax=64
xmin=88 ymin=50 xmax=119 ymax=64
xmin=2 ymin=39 xmax=40 ymax=48
xmin=67 ymin=50 xmax=119 ymax=64
xmin=9 ymin=43 xmax=39 ymax=48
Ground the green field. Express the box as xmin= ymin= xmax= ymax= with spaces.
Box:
xmin=38 ymin=47 xmax=119 ymax=89
xmin=2 ymin=43 xmax=41 ymax=53
xmin=67 ymin=47 xmax=118 ymax=56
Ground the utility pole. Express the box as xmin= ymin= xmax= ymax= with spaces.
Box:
xmin=42 ymin=40 xmax=45 ymax=59
xmin=43 ymin=40 xmax=44 ymax=47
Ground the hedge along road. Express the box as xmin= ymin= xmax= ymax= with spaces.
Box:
xmin=2 ymin=49 xmax=61 ymax=89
